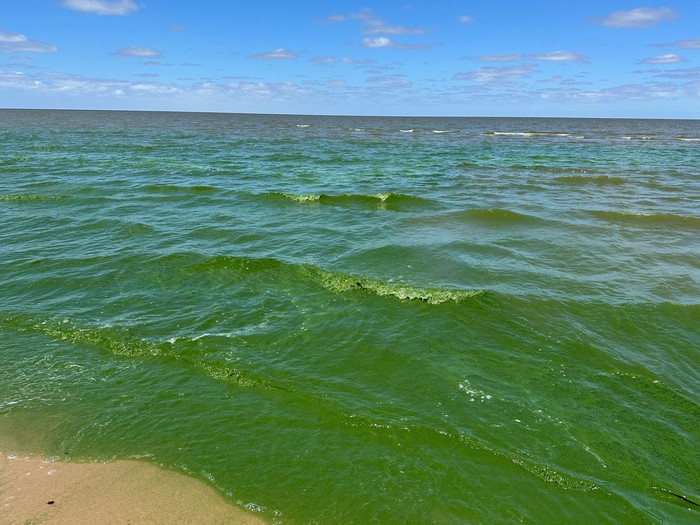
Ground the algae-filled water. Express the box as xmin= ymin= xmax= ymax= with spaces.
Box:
xmin=1 ymin=109 xmax=699 ymax=523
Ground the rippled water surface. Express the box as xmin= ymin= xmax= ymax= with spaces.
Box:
xmin=1 ymin=110 xmax=699 ymax=523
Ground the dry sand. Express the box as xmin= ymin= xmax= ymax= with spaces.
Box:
xmin=0 ymin=451 xmax=266 ymax=524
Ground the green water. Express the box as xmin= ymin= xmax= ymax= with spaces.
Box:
xmin=1 ymin=109 xmax=699 ymax=523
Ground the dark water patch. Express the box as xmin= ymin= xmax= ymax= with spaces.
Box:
xmin=28 ymin=143 xmax=59 ymax=151
xmin=141 ymin=184 xmax=219 ymax=194
xmin=457 ymin=208 xmax=544 ymax=225
xmin=508 ymin=164 xmax=594 ymax=174
xmin=182 ymin=253 xmax=286 ymax=275
xmin=456 ymin=161 xmax=485 ymax=170
xmin=458 ymin=162 xmax=600 ymax=176
xmin=263 ymin=152 xmax=313 ymax=163
xmin=556 ymin=175 xmax=626 ymax=185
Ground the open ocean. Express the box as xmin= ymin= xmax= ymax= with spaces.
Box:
xmin=1 ymin=109 xmax=699 ymax=524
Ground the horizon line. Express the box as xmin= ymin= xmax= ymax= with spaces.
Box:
xmin=2 ymin=107 xmax=698 ymax=121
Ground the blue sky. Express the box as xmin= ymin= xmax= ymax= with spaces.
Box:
xmin=2 ymin=1 xmax=699 ymax=117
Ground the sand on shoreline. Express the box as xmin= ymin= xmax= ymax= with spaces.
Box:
xmin=0 ymin=451 xmax=266 ymax=524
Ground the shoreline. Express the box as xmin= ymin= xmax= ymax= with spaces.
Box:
xmin=0 ymin=450 xmax=266 ymax=524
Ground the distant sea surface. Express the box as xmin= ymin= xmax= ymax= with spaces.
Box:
xmin=1 ymin=109 xmax=699 ymax=524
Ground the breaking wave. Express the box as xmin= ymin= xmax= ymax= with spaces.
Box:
xmin=261 ymin=191 xmax=438 ymax=209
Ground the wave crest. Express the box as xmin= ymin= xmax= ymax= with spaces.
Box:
xmin=594 ymin=211 xmax=700 ymax=229
xmin=0 ymin=194 xmax=64 ymax=202
xmin=3 ymin=314 xmax=276 ymax=389
xmin=263 ymin=191 xmax=437 ymax=209
xmin=556 ymin=175 xmax=625 ymax=185
xmin=314 ymin=269 xmax=485 ymax=304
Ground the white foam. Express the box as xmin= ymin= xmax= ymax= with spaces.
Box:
xmin=458 ymin=380 xmax=493 ymax=402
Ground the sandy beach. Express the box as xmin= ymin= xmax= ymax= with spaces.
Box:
xmin=0 ymin=450 xmax=266 ymax=525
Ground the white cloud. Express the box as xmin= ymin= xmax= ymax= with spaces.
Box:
xmin=590 ymin=82 xmax=681 ymax=100
xmin=478 ymin=54 xmax=523 ymax=62
xmin=113 ymin=46 xmax=162 ymax=58
xmin=311 ymin=56 xmax=337 ymax=64
xmin=657 ymin=38 xmax=700 ymax=49
xmin=363 ymin=24 xmax=428 ymax=35
xmin=310 ymin=56 xmax=366 ymax=65
xmin=530 ymin=51 xmax=589 ymax=63
xmin=458 ymin=15 xmax=473 ymax=23
xmin=318 ymin=14 xmax=347 ymax=23
xmin=594 ymin=7 xmax=678 ymax=29
xmin=362 ymin=37 xmax=392 ymax=48
xmin=321 ymin=9 xmax=430 ymax=44
xmin=0 ymin=30 xmax=57 ymax=53
xmin=651 ymin=66 xmax=700 ymax=80
xmin=641 ymin=53 xmax=684 ymax=64
xmin=477 ymin=52 xmax=588 ymax=63
xmin=318 ymin=9 xmax=374 ymax=24
xmin=60 ymin=0 xmax=138 ymax=15
xmin=454 ymin=64 xmax=538 ymax=83
xmin=361 ymin=37 xmax=434 ymax=50
xmin=249 ymin=48 xmax=297 ymax=60
xmin=366 ymin=74 xmax=412 ymax=89
xmin=539 ymin=76 xmax=592 ymax=86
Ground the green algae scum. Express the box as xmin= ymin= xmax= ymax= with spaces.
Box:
xmin=1 ymin=109 xmax=699 ymax=523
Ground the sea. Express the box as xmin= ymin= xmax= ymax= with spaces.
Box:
xmin=1 ymin=109 xmax=698 ymax=524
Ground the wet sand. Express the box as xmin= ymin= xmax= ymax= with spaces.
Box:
xmin=0 ymin=450 xmax=266 ymax=524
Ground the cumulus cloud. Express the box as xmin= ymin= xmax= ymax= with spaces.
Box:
xmin=60 ymin=0 xmax=138 ymax=15
xmin=320 ymin=8 xmax=427 ymax=34
xmin=530 ymin=51 xmax=589 ymax=63
xmin=361 ymin=37 xmax=434 ymax=50
xmin=0 ymin=30 xmax=58 ymax=53
xmin=477 ymin=51 xmax=588 ymax=63
xmin=650 ymin=66 xmax=700 ymax=80
xmin=589 ymin=82 xmax=681 ymax=100
xmin=249 ymin=48 xmax=297 ymax=60
xmin=318 ymin=9 xmax=373 ymax=24
xmin=113 ymin=46 xmax=162 ymax=58
xmin=655 ymin=38 xmax=700 ymax=49
xmin=538 ymin=75 xmax=593 ymax=86
xmin=641 ymin=53 xmax=684 ymax=64
xmin=310 ymin=56 xmax=367 ymax=65
xmin=478 ymin=54 xmax=523 ymax=62
xmin=366 ymin=74 xmax=412 ymax=89
xmin=363 ymin=24 xmax=428 ymax=35
xmin=539 ymin=76 xmax=592 ymax=86
xmin=362 ymin=37 xmax=392 ymax=48
xmin=593 ymin=7 xmax=678 ymax=29
xmin=454 ymin=63 xmax=538 ymax=83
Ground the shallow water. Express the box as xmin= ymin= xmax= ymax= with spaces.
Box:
xmin=1 ymin=109 xmax=699 ymax=523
